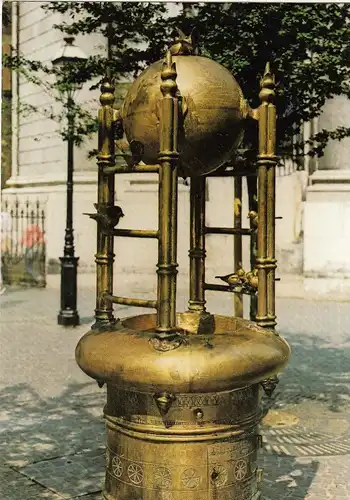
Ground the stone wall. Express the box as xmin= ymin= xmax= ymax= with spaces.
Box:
xmin=304 ymin=95 xmax=350 ymax=278
xmin=1 ymin=2 xmax=12 ymax=189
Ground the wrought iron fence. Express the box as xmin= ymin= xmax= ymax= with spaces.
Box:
xmin=1 ymin=197 xmax=46 ymax=287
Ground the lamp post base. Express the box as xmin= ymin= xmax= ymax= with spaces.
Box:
xmin=57 ymin=255 xmax=80 ymax=327
xmin=58 ymin=309 xmax=80 ymax=326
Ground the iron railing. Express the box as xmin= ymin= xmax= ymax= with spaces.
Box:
xmin=1 ymin=197 xmax=46 ymax=287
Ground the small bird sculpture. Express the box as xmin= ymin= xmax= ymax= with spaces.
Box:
xmin=216 ymin=268 xmax=259 ymax=295
xmin=84 ymin=203 xmax=124 ymax=230
xmin=248 ymin=210 xmax=258 ymax=228
xmin=215 ymin=268 xmax=246 ymax=289
xmin=243 ymin=268 xmax=259 ymax=295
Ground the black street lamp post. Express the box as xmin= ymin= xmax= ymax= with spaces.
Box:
xmin=52 ymin=37 xmax=87 ymax=326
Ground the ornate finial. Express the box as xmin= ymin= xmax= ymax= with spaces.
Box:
xmin=100 ymin=75 xmax=115 ymax=107
xmin=259 ymin=61 xmax=276 ymax=103
xmin=160 ymin=50 xmax=178 ymax=98
xmin=169 ymin=27 xmax=199 ymax=56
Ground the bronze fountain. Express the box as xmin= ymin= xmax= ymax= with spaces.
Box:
xmin=76 ymin=31 xmax=290 ymax=500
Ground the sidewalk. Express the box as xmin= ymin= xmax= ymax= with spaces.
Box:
xmin=0 ymin=284 xmax=349 ymax=499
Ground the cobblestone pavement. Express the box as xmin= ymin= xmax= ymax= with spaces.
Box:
xmin=0 ymin=284 xmax=349 ymax=499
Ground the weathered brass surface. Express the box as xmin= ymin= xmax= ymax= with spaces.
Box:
xmin=120 ymin=55 xmax=248 ymax=177
xmin=188 ymin=176 xmax=206 ymax=313
xmin=76 ymin=311 xmax=289 ymax=499
xmin=110 ymin=229 xmax=158 ymax=239
xmin=234 ymin=176 xmax=244 ymax=317
xmin=76 ymin=312 xmax=290 ymax=393
xmin=76 ymin=33 xmax=290 ymax=500
xmin=103 ymin=293 xmax=158 ymax=310
xmin=104 ymin=384 xmax=263 ymax=500
xmin=206 ymin=226 xmax=253 ymax=236
xmin=104 ymin=163 xmax=160 ymax=174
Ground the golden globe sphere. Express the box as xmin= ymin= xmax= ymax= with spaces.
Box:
xmin=120 ymin=55 xmax=248 ymax=177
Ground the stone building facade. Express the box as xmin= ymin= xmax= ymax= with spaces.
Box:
xmin=3 ymin=2 xmax=349 ymax=288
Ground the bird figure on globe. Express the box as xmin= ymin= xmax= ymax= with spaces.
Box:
xmin=169 ymin=27 xmax=199 ymax=56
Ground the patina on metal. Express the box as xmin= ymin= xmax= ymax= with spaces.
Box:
xmin=76 ymin=30 xmax=290 ymax=500
xmin=119 ymin=36 xmax=248 ymax=177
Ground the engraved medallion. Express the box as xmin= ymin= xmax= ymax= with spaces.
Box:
xmin=127 ymin=462 xmax=144 ymax=485
xmin=153 ymin=466 xmax=172 ymax=489
xmin=210 ymin=464 xmax=228 ymax=488
xmin=234 ymin=459 xmax=248 ymax=481
xmin=112 ymin=456 xmax=123 ymax=478
xmin=181 ymin=468 xmax=202 ymax=489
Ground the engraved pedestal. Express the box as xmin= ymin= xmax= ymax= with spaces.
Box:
xmin=76 ymin=312 xmax=290 ymax=500
xmin=104 ymin=385 xmax=263 ymax=500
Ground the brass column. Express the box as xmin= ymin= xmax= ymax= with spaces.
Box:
xmin=266 ymin=82 xmax=277 ymax=329
xmin=188 ymin=176 xmax=206 ymax=312
xmin=233 ymin=176 xmax=243 ymax=317
xmin=156 ymin=51 xmax=179 ymax=335
xmin=94 ymin=75 xmax=116 ymax=325
xmin=256 ymin=63 xmax=277 ymax=329
xmin=247 ymin=172 xmax=258 ymax=322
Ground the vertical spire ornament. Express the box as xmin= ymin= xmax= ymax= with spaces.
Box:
xmin=156 ymin=50 xmax=180 ymax=337
xmin=94 ymin=75 xmax=116 ymax=326
xmin=256 ymin=62 xmax=278 ymax=329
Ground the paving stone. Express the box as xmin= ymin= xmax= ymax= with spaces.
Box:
xmin=261 ymin=454 xmax=350 ymax=499
xmin=0 ymin=466 xmax=65 ymax=499
xmin=0 ymin=387 xmax=106 ymax=468
xmin=19 ymin=449 xmax=105 ymax=499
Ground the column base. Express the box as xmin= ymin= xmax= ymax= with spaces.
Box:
xmin=57 ymin=310 xmax=80 ymax=327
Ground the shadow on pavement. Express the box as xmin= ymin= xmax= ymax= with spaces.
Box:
xmin=0 ymin=382 xmax=106 ymax=498
xmin=261 ymin=454 xmax=319 ymax=500
xmin=268 ymin=331 xmax=350 ymax=412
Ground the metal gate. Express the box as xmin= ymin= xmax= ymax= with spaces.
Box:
xmin=1 ymin=197 xmax=46 ymax=287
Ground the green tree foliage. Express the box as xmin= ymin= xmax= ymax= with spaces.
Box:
xmin=188 ymin=3 xmax=350 ymax=157
xmin=43 ymin=1 xmax=171 ymax=80
xmin=4 ymin=2 xmax=350 ymax=157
